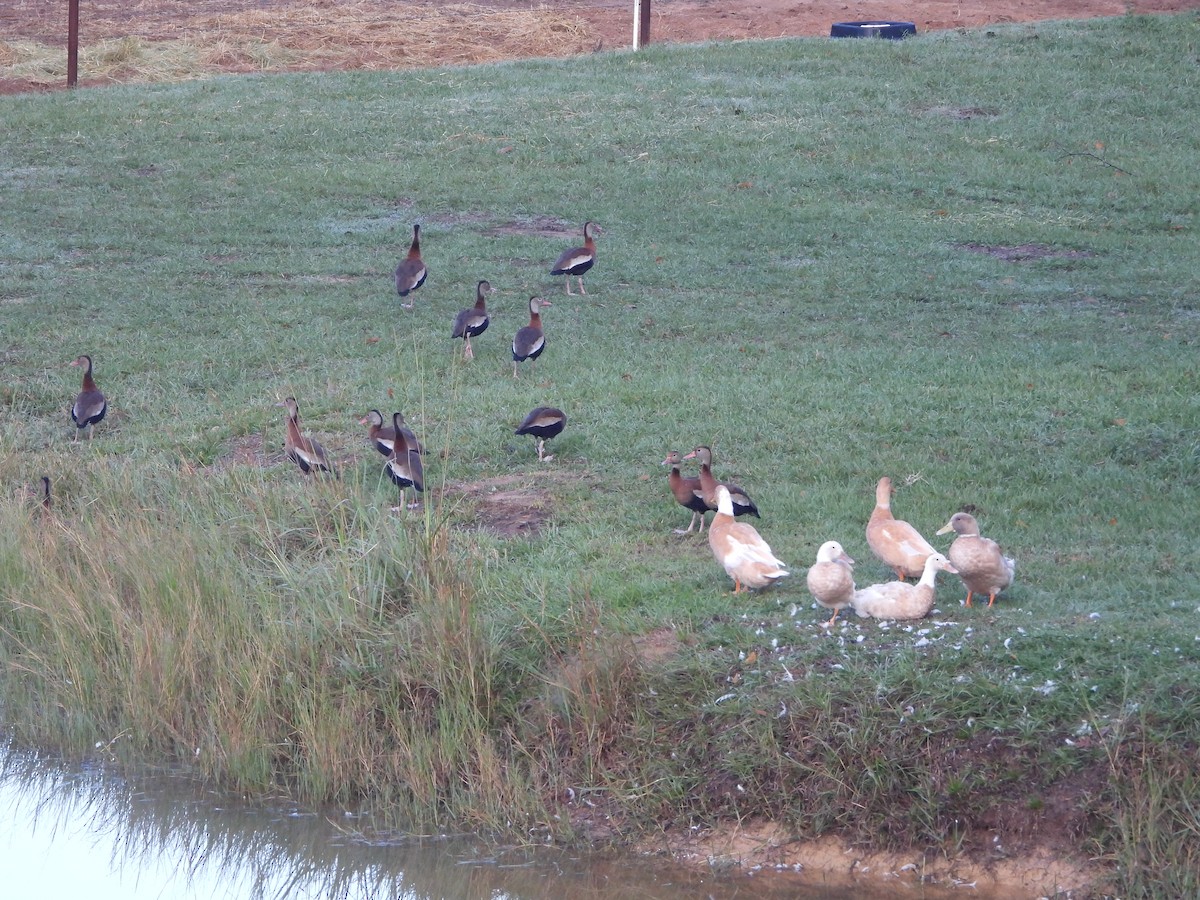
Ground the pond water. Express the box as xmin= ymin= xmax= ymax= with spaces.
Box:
xmin=0 ymin=743 xmax=866 ymax=900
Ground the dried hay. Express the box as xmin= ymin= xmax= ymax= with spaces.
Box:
xmin=1 ymin=2 xmax=594 ymax=85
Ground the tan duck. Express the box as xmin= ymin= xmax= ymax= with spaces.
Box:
xmin=394 ymin=223 xmax=428 ymax=308
xmin=69 ymin=354 xmax=107 ymax=440
xmin=683 ymin=445 xmax=759 ymax=518
xmin=806 ymin=540 xmax=856 ymax=625
xmin=936 ymin=511 xmax=1015 ymax=608
xmin=549 ymin=221 xmax=597 ymax=295
xmin=852 ymin=552 xmax=957 ymax=620
xmin=708 ymin=485 xmax=788 ymax=594
xmin=278 ymin=397 xmax=334 ymax=475
xmin=451 ymin=279 xmax=492 ymax=360
xmin=662 ymin=450 xmax=710 ymax=534
xmin=866 ymin=476 xmax=936 ymax=580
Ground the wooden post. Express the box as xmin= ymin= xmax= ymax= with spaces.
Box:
xmin=633 ymin=0 xmax=651 ymax=50
xmin=67 ymin=0 xmax=80 ymax=87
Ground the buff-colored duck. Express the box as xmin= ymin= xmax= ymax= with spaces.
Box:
xmin=806 ymin=540 xmax=856 ymax=625
xmin=708 ymin=485 xmax=788 ymax=594
xmin=936 ymin=512 xmax=1015 ymax=608
xmin=852 ymin=552 xmax=956 ymax=620
xmin=866 ymin=476 xmax=937 ymax=580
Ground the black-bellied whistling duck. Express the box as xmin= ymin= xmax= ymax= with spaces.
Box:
xmin=514 ymin=407 xmax=565 ymax=462
xmin=806 ymin=540 xmax=856 ymax=625
xmin=512 ymin=296 xmax=550 ymax=378
xmin=277 ymin=397 xmax=334 ymax=475
xmin=359 ymin=409 xmax=425 ymax=458
xmin=708 ymin=485 xmax=788 ymax=594
xmin=683 ymin=446 xmax=759 ymax=519
xmin=385 ymin=411 xmax=424 ymax=509
xmin=549 ymin=221 xmax=597 ymax=295
xmin=452 ymin=280 xmax=492 ymax=360
xmin=394 ymin=223 xmax=427 ymax=308
xmin=662 ymin=450 xmax=710 ymax=534
xmin=852 ymin=553 xmax=957 ymax=620
xmin=936 ymin=511 xmax=1016 ymax=608
xmin=866 ymin=476 xmax=936 ymax=580
xmin=69 ymin=354 xmax=107 ymax=441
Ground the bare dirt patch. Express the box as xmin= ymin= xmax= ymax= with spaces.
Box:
xmin=958 ymin=241 xmax=1096 ymax=262
xmin=451 ymin=473 xmax=554 ymax=537
xmin=648 ymin=824 xmax=1096 ymax=898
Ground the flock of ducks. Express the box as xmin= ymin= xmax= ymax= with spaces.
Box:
xmin=60 ymin=219 xmax=1014 ymax=619
xmin=664 ymin=452 xmax=1016 ymax=623
xmin=57 ymin=223 xmax=591 ymax=508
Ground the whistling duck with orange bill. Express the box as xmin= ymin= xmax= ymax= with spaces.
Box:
xmin=512 ymin=296 xmax=550 ymax=378
xmin=278 ymin=397 xmax=334 ymax=475
xmin=385 ymin=412 xmax=424 ymax=509
xmin=69 ymin=354 xmax=107 ymax=441
xmin=866 ymin=476 xmax=936 ymax=580
xmin=662 ymin=450 xmax=710 ymax=534
xmin=515 ymin=407 xmax=565 ymax=461
xmin=936 ymin=511 xmax=1016 ymax=608
xmin=550 ymin=221 xmax=596 ymax=295
xmin=683 ymin=446 xmax=759 ymax=518
xmin=394 ymin=223 xmax=427 ymax=308
xmin=806 ymin=540 xmax=856 ymax=625
xmin=708 ymin=485 xmax=788 ymax=594
xmin=360 ymin=409 xmax=425 ymax=458
xmin=852 ymin=552 xmax=956 ymax=620
xmin=452 ymin=279 xmax=492 ymax=360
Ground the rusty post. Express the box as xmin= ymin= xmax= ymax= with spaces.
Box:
xmin=633 ymin=0 xmax=651 ymax=50
xmin=67 ymin=0 xmax=80 ymax=87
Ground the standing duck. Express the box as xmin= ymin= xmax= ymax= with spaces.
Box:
xmin=512 ymin=296 xmax=550 ymax=378
xmin=69 ymin=354 xmax=107 ymax=441
xmin=852 ymin=552 xmax=957 ymax=620
xmin=806 ymin=540 xmax=856 ymax=625
xmin=514 ymin=407 xmax=565 ymax=462
xmin=385 ymin=412 xmax=424 ymax=509
xmin=451 ymin=279 xmax=492 ymax=360
xmin=936 ymin=511 xmax=1016 ymax=608
xmin=708 ymin=485 xmax=788 ymax=594
xmin=683 ymin=446 xmax=759 ymax=518
xmin=394 ymin=223 xmax=427 ymax=308
xmin=550 ymin=221 xmax=597 ymax=296
xmin=662 ymin=449 xmax=710 ymax=534
xmin=278 ymin=397 xmax=334 ymax=475
xmin=866 ymin=476 xmax=936 ymax=580
xmin=359 ymin=409 xmax=425 ymax=458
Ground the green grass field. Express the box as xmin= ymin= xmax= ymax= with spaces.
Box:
xmin=2 ymin=13 xmax=1199 ymax=896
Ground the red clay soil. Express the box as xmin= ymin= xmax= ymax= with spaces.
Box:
xmin=2 ymin=0 xmax=1199 ymax=95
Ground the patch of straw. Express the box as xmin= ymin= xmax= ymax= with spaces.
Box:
xmin=1 ymin=2 xmax=595 ymax=85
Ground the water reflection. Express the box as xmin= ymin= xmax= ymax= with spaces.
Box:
xmin=1 ymin=742 xmax=868 ymax=900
